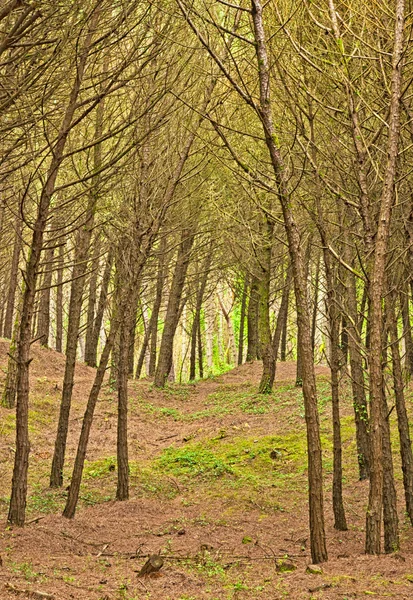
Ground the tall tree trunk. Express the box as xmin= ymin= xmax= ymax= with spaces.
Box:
xmin=84 ymin=237 xmax=101 ymax=365
xmin=63 ymin=308 xmax=119 ymax=519
xmin=148 ymin=237 xmax=168 ymax=377
xmin=311 ymin=255 xmax=320 ymax=352
xmin=347 ymin=269 xmax=370 ymax=480
xmin=251 ymin=0 xmax=327 ymax=562
xmin=400 ymin=284 xmax=413 ymax=377
xmin=55 ymin=242 xmax=64 ymax=353
xmin=238 ymin=274 xmax=249 ymax=366
xmin=1 ymin=293 xmax=21 ymax=408
xmin=50 ymin=49 xmax=105 ymax=489
xmin=364 ymin=0 xmax=405 ymax=554
xmin=8 ymin=19 xmax=95 ymax=524
xmin=3 ymin=214 xmax=22 ymax=339
xmin=190 ymin=247 xmax=212 ymax=380
xmin=382 ymin=385 xmax=399 ymax=553
xmin=387 ymin=296 xmax=413 ymax=525
xmin=86 ymin=248 xmax=114 ymax=367
xmin=128 ymin=302 xmax=138 ymax=377
xmin=154 ymin=229 xmax=195 ymax=388
xmin=135 ymin=301 xmax=150 ymax=380
xmin=36 ymin=245 xmax=54 ymax=347
xmin=270 ymin=267 xmax=291 ymax=378
xmin=326 ymin=262 xmax=347 ymax=531
xmin=280 ymin=294 xmax=288 ymax=361
xmin=246 ymin=276 xmax=259 ymax=362
xmin=258 ymin=216 xmax=275 ymax=394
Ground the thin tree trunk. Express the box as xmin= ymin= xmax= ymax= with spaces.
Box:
xmin=347 ymin=269 xmax=370 ymax=480
xmin=3 ymin=214 xmax=22 ymax=339
xmin=246 ymin=276 xmax=259 ymax=362
xmin=135 ymin=301 xmax=150 ymax=380
xmin=311 ymin=255 xmax=320 ymax=352
xmin=8 ymin=18 xmax=95 ymax=524
xmin=197 ymin=311 xmax=203 ymax=378
xmin=1 ymin=293 xmax=21 ymax=408
xmin=251 ymin=0 xmax=327 ymax=562
xmin=50 ymin=44 xmax=105 ymax=489
xmin=154 ymin=229 xmax=195 ymax=388
xmin=148 ymin=237 xmax=168 ymax=377
xmin=364 ymin=0 xmax=405 ymax=554
xmin=84 ymin=237 xmax=101 ymax=365
xmin=387 ymin=296 xmax=413 ymax=525
xmin=271 ymin=268 xmax=291 ymax=378
xmin=258 ymin=216 xmax=275 ymax=394
xmin=36 ymin=245 xmax=54 ymax=347
xmin=238 ymin=274 xmax=248 ymax=366
xmin=190 ymin=249 xmax=212 ymax=380
xmin=63 ymin=311 xmax=119 ymax=519
xmin=280 ymin=295 xmax=288 ymax=361
xmin=55 ymin=242 xmax=64 ymax=353
xmin=382 ymin=385 xmax=399 ymax=553
xmin=400 ymin=285 xmax=413 ymax=377
xmin=87 ymin=248 xmax=114 ymax=367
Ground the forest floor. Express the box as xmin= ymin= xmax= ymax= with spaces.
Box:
xmin=1 ymin=342 xmax=413 ymax=599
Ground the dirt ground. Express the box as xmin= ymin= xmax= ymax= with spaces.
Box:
xmin=1 ymin=343 xmax=413 ymax=599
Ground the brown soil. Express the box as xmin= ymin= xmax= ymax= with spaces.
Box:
xmin=1 ymin=343 xmax=413 ymax=599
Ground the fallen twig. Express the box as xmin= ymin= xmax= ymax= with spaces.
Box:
xmin=25 ymin=516 xmax=46 ymax=526
xmin=5 ymin=582 xmax=55 ymax=599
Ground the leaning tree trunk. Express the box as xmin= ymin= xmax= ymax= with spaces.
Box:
xmin=8 ymin=21 xmax=95 ymax=524
xmin=258 ymin=216 xmax=275 ymax=394
xmin=86 ymin=248 xmax=114 ymax=367
xmin=387 ymin=296 xmax=413 ymax=525
xmin=63 ymin=309 xmax=119 ymax=519
xmin=154 ymin=229 xmax=195 ymax=388
xmin=50 ymin=94 xmax=105 ymax=488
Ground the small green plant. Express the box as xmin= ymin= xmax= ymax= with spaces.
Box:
xmin=11 ymin=560 xmax=44 ymax=582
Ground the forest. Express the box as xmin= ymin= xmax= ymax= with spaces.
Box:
xmin=1 ymin=0 xmax=413 ymax=598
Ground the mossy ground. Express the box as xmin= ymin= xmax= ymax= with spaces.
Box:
xmin=1 ymin=346 xmax=413 ymax=599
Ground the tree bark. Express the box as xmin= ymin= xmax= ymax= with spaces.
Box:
xmin=50 ymin=30 xmax=104 ymax=489
xmin=364 ymin=0 xmax=405 ymax=554
xmin=258 ymin=216 xmax=275 ymax=394
xmin=237 ymin=274 xmax=249 ymax=366
xmin=387 ymin=296 xmax=413 ymax=525
xmin=400 ymin=285 xmax=413 ymax=377
xmin=190 ymin=247 xmax=212 ymax=380
xmin=8 ymin=16 xmax=95 ymax=524
xmin=36 ymin=245 xmax=54 ymax=347
xmin=251 ymin=0 xmax=327 ymax=562
xmin=154 ymin=229 xmax=195 ymax=388
xmin=86 ymin=248 xmax=114 ymax=367
xmin=84 ymin=237 xmax=101 ymax=365
xmin=246 ymin=276 xmax=259 ymax=362
xmin=55 ymin=242 xmax=64 ymax=353
xmin=3 ymin=214 xmax=22 ymax=339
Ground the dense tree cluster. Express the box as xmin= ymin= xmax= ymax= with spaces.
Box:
xmin=1 ymin=0 xmax=412 ymax=563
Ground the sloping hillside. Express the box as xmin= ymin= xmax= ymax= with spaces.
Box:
xmin=1 ymin=343 xmax=413 ymax=599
